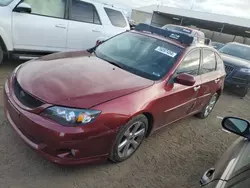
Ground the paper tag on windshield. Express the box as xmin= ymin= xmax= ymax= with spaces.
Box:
xmin=155 ymin=46 xmax=177 ymax=57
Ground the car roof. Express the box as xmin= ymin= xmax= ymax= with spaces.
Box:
xmin=130 ymin=30 xmax=212 ymax=50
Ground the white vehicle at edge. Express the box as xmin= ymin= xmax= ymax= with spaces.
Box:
xmin=0 ymin=0 xmax=130 ymax=64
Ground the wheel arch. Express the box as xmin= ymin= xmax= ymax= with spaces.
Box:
xmin=127 ymin=110 xmax=155 ymax=137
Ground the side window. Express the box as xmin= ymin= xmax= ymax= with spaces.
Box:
xmin=70 ymin=0 xmax=101 ymax=24
xmin=177 ymin=49 xmax=201 ymax=76
xmin=201 ymin=49 xmax=216 ymax=74
xmin=24 ymin=0 xmax=66 ymax=18
xmin=104 ymin=8 xmax=127 ymax=28
xmin=215 ymin=53 xmax=225 ymax=71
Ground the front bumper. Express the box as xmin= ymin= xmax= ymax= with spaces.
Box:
xmin=4 ymin=80 xmax=116 ymax=165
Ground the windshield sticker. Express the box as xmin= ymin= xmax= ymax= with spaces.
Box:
xmin=155 ymin=46 xmax=177 ymax=57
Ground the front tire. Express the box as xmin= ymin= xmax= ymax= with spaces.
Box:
xmin=109 ymin=115 xmax=148 ymax=163
xmin=196 ymin=93 xmax=218 ymax=119
xmin=238 ymin=87 xmax=248 ymax=98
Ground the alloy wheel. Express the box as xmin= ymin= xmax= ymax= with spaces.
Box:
xmin=117 ymin=121 xmax=146 ymax=158
xmin=204 ymin=94 xmax=217 ymax=117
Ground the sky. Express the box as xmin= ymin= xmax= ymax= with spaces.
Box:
xmin=96 ymin=0 xmax=250 ymax=19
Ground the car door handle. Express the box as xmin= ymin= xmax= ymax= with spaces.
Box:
xmin=55 ymin=24 xmax=66 ymax=29
xmin=92 ymin=29 xmax=101 ymax=33
xmin=194 ymin=86 xmax=201 ymax=91
xmin=215 ymin=78 xmax=220 ymax=83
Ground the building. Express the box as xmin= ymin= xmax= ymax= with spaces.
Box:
xmin=131 ymin=5 xmax=250 ymax=44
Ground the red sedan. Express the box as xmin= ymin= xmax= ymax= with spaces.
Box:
xmin=4 ymin=24 xmax=226 ymax=165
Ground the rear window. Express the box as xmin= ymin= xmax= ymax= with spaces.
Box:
xmin=0 ymin=0 xmax=13 ymax=6
xmin=104 ymin=8 xmax=127 ymax=28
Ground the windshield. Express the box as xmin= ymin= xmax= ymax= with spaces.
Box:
xmin=0 ymin=0 xmax=13 ymax=6
xmin=95 ymin=32 xmax=183 ymax=80
xmin=219 ymin=43 xmax=250 ymax=61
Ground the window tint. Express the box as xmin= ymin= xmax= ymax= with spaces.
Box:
xmin=71 ymin=0 xmax=101 ymax=24
xmin=201 ymin=49 xmax=216 ymax=74
xmin=24 ymin=0 xmax=66 ymax=18
xmin=104 ymin=8 xmax=127 ymax=28
xmin=177 ymin=49 xmax=200 ymax=76
xmin=215 ymin=53 xmax=225 ymax=71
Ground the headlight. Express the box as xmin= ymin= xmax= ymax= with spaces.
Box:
xmin=240 ymin=68 xmax=250 ymax=74
xmin=41 ymin=106 xmax=101 ymax=127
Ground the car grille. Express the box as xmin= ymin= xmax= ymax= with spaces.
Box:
xmin=13 ymin=78 xmax=44 ymax=108
xmin=224 ymin=64 xmax=234 ymax=77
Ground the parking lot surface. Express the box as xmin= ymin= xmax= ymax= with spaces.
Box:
xmin=0 ymin=60 xmax=248 ymax=188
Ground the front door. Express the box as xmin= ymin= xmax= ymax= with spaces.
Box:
xmin=12 ymin=0 xmax=68 ymax=52
xmin=157 ymin=49 xmax=202 ymax=128
xmin=66 ymin=0 xmax=104 ymax=51
xmin=196 ymin=49 xmax=219 ymax=111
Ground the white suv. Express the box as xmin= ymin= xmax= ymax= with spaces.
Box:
xmin=0 ymin=0 xmax=130 ymax=64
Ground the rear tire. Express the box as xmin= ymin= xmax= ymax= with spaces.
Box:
xmin=196 ymin=93 xmax=218 ymax=119
xmin=238 ymin=87 xmax=248 ymax=98
xmin=109 ymin=115 xmax=148 ymax=163
xmin=0 ymin=46 xmax=3 ymax=65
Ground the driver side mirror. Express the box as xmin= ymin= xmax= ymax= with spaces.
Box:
xmin=222 ymin=117 xmax=250 ymax=139
xmin=175 ymin=73 xmax=195 ymax=86
xmin=14 ymin=2 xmax=32 ymax=13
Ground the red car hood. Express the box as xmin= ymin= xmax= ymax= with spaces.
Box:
xmin=16 ymin=51 xmax=154 ymax=108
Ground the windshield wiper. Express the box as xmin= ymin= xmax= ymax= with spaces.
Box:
xmin=105 ymin=60 xmax=123 ymax=69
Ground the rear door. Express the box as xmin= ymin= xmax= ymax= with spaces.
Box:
xmin=66 ymin=0 xmax=104 ymax=51
xmin=159 ymin=49 xmax=202 ymax=126
xmin=197 ymin=49 xmax=222 ymax=111
xmin=12 ymin=0 xmax=68 ymax=52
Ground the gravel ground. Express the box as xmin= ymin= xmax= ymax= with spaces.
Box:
xmin=0 ymin=60 xmax=248 ymax=188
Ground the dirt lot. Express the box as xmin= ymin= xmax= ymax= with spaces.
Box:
xmin=0 ymin=60 xmax=249 ymax=188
